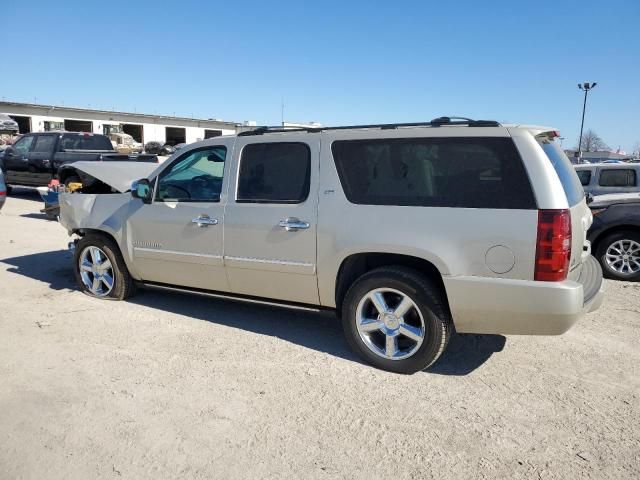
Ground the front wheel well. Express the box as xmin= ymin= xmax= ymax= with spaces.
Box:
xmin=335 ymin=253 xmax=448 ymax=312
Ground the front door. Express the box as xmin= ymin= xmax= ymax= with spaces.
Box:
xmin=126 ymin=143 xmax=231 ymax=292
xmin=223 ymin=138 xmax=319 ymax=304
xmin=4 ymin=135 xmax=35 ymax=185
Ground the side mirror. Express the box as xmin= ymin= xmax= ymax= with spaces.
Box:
xmin=586 ymin=192 xmax=594 ymax=205
xmin=131 ymin=178 xmax=152 ymax=204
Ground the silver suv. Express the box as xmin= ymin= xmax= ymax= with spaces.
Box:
xmin=59 ymin=117 xmax=604 ymax=374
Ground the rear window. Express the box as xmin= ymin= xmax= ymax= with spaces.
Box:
xmin=60 ymin=134 xmax=113 ymax=151
xmin=576 ymin=169 xmax=592 ymax=186
xmin=598 ymin=169 xmax=637 ymax=187
xmin=539 ymin=140 xmax=584 ymax=206
xmin=332 ymin=137 xmax=536 ymax=209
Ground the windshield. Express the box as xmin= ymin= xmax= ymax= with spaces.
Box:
xmin=539 ymin=139 xmax=585 ymax=206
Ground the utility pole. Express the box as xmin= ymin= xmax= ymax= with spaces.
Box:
xmin=577 ymin=82 xmax=597 ymax=163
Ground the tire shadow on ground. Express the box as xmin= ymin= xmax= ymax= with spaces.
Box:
xmin=2 ymin=249 xmax=507 ymax=375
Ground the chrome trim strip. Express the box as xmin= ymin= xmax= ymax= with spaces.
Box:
xmin=224 ymin=255 xmax=314 ymax=268
xmin=134 ymin=247 xmax=223 ymax=259
xmin=141 ymin=283 xmax=321 ymax=312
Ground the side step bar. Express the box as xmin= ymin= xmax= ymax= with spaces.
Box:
xmin=140 ymin=282 xmax=323 ymax=313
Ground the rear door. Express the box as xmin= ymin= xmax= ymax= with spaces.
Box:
xmin=28 ymin=134 xmax=58 ymax=185
xmin=223 ymin=136 xmax=320 ymax=304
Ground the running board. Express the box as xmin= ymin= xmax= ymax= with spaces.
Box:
xmin=140 ymin=282 xmax=323 ymax=313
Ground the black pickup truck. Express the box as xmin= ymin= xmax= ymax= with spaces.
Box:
xmin=0 ymin=131 xmax=157 ymax=190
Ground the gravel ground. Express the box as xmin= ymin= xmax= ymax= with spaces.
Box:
xmin=1 ymin=189 xmax=639 ymax=480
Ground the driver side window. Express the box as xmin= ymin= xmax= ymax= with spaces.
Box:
xmin=155 ymin=146 xmax=227 ymax=202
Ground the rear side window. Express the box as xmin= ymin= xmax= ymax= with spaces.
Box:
xmin=60 ymin=134 xmax=113 ymax=151
xmin=32 ymin=135 xmax=57 ymax=153
xmin=576 ymin=169 xmax=592 ymax=186
xmin=539 ymin=140 xmax=584 ymax=206
xmin=598 ymin=169 xmax=637 ymax=187
xmin=237 ymin=142 xmax=310 ymax=203
xmin=332 ymin=137 xmax=536 ymax=209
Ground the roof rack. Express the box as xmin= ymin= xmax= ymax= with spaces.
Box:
xmin=237 ymin=116 xmax=501 ymax=136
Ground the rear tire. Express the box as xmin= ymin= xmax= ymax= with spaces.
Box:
xmin=73 ymin=234 xmax=136 ymax=300
xmin=595 ymin=230 xmax=640 ymax=281
xmin=341 ymin=266 xmax=451 ymax=374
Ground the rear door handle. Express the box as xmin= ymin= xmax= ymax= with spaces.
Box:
xmin=278 ymin=217 xmax=310 ymax=232
xmin=191 ymin=215 xmax=218 ymax=227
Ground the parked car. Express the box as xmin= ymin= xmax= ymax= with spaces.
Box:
xmin=109 ymin=132 xmax=143 ymax=154
xmin=587 ymin=192 xmax=640 ymax=281
xmin=574 ymin=163 xmax=640 ymax=196
xmin=0 ymin=132 xmax=158 ymax=189
xmin=0 ymin=113 xmax=19 ymax=133
xmin=144 ymin=141 xmax=176 ymax=156
xmin=0 ymin=169 xmax=6 ymax=210
xmin=58 ymin=117 xmax=604 ymax=374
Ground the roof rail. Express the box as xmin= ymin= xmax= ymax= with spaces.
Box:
xmin=237 ymin=117 xmax=500 ymax=136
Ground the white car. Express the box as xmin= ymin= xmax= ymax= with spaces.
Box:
xmin=59 ymin=117 xmax=604 ymax=373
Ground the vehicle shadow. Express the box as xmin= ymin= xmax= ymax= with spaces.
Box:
xmin=1 ymin=249 xmax=76 ymax=291
xmin=6 ymin=186 xmax=42 ymax=202
xmin=2 ymin=249 xmax=506 ymax=375
xmin=20 ymin=213 xmax=56 ymax=221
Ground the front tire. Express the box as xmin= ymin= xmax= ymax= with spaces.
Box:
xmin=595 ymin=230 xmax=640 ymax=281
xmin=73 ymin=235 xmax=136 ymax=300
xmin=341 ymin=266 xmax=451 ymax=374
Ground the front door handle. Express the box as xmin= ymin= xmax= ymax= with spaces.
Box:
xmin=191 ymin=215 xmax=218 ymax=227
xmin=278 ymin=217 xmax=310 ymax=232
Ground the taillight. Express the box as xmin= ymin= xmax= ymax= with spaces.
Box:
xmin=535 ymin=209 xmax=571 ymax=281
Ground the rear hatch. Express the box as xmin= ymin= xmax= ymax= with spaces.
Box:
xmin=537 ymin=135 xmax=592 ymax=281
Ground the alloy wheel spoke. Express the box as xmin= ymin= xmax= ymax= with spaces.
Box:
xmin=80 ymin=261 xmax=93 ymax=272
xmin=101 ymin=273 xmax=114 ymax=290
xmin=369 ymin=292 xmax=388 ymax=314
xmin=100 ymin=259 xmax=112 ymax=270
xmin=399 ymin=323 xmax=423 ymax=343
xmin=359 ymin=319 xmax=383 ymax=333
xmin=91 ymin=277 xmax=101 ymax=294
xmin=393 ymin=296 xmax=413 ymax=319
xmin=385 ymin=335 xmax=397 ymax=358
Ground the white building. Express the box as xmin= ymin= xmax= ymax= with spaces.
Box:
xmin=0 ymin=101 xmax=247 ymax=145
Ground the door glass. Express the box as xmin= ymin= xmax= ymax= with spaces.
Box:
xmin=237 ymin=142 xmax=310 ymax=203
xmin=32 ymin=135 xmax=56 ymax=153
xmin=13 ymin=136 xmax=35 ymax=155
xmin=155 ymin=146 xmax=227 ymax=202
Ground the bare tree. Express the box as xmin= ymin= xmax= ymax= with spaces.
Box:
xmin=633 ymin=142 xmax=640 ymax=158
xmin=576 ymin=129 xmax=610 ymax=152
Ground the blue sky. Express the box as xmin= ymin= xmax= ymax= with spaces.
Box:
xmin=1 ymin=0 xmax=639 ymax=151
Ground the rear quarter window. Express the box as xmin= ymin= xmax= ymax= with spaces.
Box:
xmin=539 ymin=140 xmax=584 ymax=206
xmin=332 ymin=137 xmax=536 ymax=209
xmin=598 ymin=169 xmax=637 ymax=187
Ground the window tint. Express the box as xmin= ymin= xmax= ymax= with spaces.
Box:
xmin=237 ymin=142 xmax=310 ymax=203
xmin=60 ymin=134 xmax=113 ymax=151
xmin=12 ymin=136 xmax=35 ymax=155
xmin=156 ymin=146 xmax=227 ymax=202
xmin=32 ymin=135 xmax=57 ymax=153
xmin=332 ymin=137 xmax=535 ymax=209
xmin=598 ymin=169 xmax=637 ymax=187
xmin=576 ymin=169 xmax=592 ymax=186
xmin=539 ymin=140 xmax=584 ymax=206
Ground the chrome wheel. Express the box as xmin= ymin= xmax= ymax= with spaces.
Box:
xmin=79 ymin=246 xmax=114 ymax=297
xmin=355 ymin=288 xmax=425 ymax=360
xmin=605 ymin=239 xmax=640 ymax=275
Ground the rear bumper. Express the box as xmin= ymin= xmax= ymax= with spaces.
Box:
xmin=443 ymin=255 xmax=604 ymax=335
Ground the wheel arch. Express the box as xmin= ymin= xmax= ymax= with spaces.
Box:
xmin=334 ymin=252 xmax=449 ymax=313
xmin=591 ymin=224 xmax=640 ymax=252
xmin=73 ymin=227 xmax=140 ymax=281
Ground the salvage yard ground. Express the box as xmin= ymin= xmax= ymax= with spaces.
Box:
xmin=0 ymin=189 xmax=639 ymax=479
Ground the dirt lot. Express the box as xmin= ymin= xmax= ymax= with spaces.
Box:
xmin=0 ymin=189 xmax=638 ymax=480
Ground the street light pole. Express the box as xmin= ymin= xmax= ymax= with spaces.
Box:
xmin=577 ymin=82 xmax=597 ymax=163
